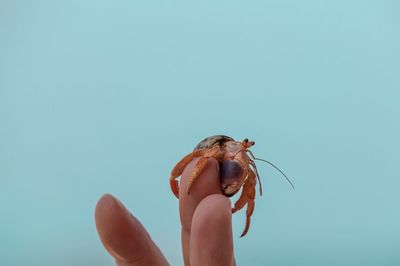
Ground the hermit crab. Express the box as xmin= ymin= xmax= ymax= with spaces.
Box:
xmin=170 ymin=135 xmax=293 ymax=237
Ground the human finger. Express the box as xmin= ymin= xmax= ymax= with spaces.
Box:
xmin=95 ymin=194 xmax=169 ymax=266
xmin=190 ymin=194 xmax=234 ymax=266
xmin=178 ymin=158 xmax=222 ymax=265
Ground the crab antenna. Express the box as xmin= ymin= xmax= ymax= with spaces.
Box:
xmin=247 ymin=151 xmax=295 ymax=190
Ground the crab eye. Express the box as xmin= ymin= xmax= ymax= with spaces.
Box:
xmin=243 ymin=138 xmax=249 ymax=142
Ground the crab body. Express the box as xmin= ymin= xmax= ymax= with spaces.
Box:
xmin=170 ymin=135 xmax=262 ymax=237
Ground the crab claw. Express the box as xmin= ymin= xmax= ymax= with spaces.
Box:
xmin=220 ymin=160 xmax=244 ymax=197
xmin=221 ymin=182 xmax=240 ymax=196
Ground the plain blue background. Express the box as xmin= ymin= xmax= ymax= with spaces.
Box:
xmin=1 ymin=1 xmax=399 ymax=265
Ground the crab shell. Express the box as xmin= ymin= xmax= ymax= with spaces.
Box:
xmin=194 ymin=135 xmax=252 ymax=197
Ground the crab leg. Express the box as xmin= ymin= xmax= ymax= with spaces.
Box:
xmin=240 ymin=199 xmax=255 ymax=237
xmin=186 ymin=156 xmax=209 ymax=194
xmin=231 ymin=168 xmax=252 ymax=213
xmin=186 ymin=145 xmax=222 ymax=194
xmin=249 ymin=159 xmax=263 ymax=196
xmin=231 ymin=168 xmax=256 ymax=236
xmin=170 ymin=149 xmax=205 ymax=198
xmin=240 ymin=170 xmax=256 ymax=237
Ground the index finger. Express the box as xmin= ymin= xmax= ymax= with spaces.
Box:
xmin=179 ymin=158 xmax=222 ymax=232
xmin=95 ymin=194 xmax=169 ymax=266
xmin=178 ymin=158 xmax=235 ymax=266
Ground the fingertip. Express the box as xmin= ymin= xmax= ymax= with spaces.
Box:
xmin=94 ymin=194 xmax=149 ymax=263
xmin=95 ymin=194 xmax=120 ymax=215
xmin=94 ymin=194 xmax=169 ymax=265
xmin=95 ymin=194 xmax=130 ymax=231
xmin=206 ymin=157 xmax=219 ymax=171
xmin=193 ymin=194 xmax=232 ymax=228
xmin=98 ymin=193 xmax=117 ymax=204
xmin=190 ymin=194 xmax=234 ymax=266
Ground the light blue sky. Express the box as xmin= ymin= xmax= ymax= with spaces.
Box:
xmin=1 ymin=1 xmax=399 ymax=265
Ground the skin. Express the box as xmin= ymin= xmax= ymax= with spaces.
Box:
xmin=95 ymin=158 xmax=236 ymax=266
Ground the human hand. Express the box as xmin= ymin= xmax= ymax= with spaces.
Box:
xmin=95 ymin=158 xmax=236 ymax=266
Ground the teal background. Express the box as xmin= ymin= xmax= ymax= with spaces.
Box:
xmin=1 ymin=1 xmax=399 ymax=265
